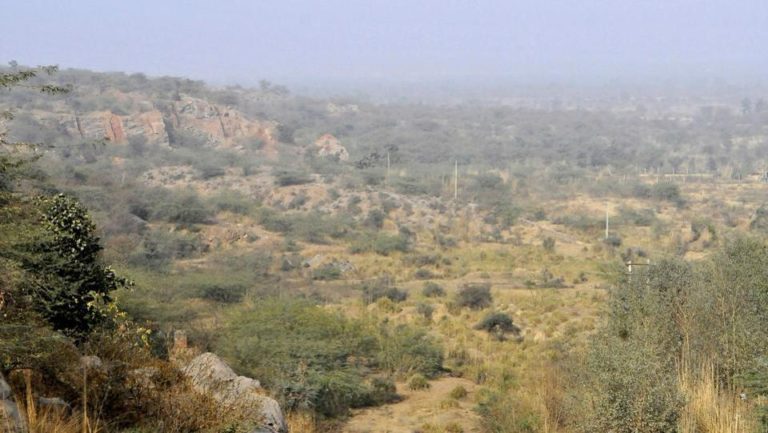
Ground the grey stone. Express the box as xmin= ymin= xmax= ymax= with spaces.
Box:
xmin=0 ymin=373 xmax=11 ymax=400
xmin=182 ymin=352 xmax=287 ymax=433
xmin=0 ymin=399 xmax=25 ymax=433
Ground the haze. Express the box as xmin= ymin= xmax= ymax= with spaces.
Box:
xmin=2 ymin=0 xmax=767 ymax=89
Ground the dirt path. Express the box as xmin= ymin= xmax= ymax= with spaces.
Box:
xmin=343 ymin=377 xmax=482 ymax=433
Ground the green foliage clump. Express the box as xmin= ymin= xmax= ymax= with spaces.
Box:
xmin=407 ymin=373 xmax=430 ymax=390
xmin=377 ymin=325 xmax=443 ymax=378
xmin=217 ymin=299 xmax=442 ymax=417
xmin=416 ymin=303 xmax=434 ymax=321
xmin=19 ymin=194 xmax=130 ymax=336
xmin=361 ymin=281 xmax=408 ymax=304
xmin=456 ymin=283 xmax=493 ymax=310
xmin=127 ymin=229 xmax=203 ymax=270
xmin=449 ymin=385 xmax=468 ymax=400
xmin=150 ymin=189 xmax=212 ymax=226
xmin=274 ymin=169 xmax=313 ymax=186
xmin=197 ymin=284 xmax=247 ymax=304
xmin=208 ymin=190 xmax=255 ymax=215
xmin=422 ymin=282 xmax=446 ymax=298
xmin=350 ymin=232 xmax=411 ymax=256
xmin=312 ymin=263 xmax=343 ymax=281
xmin=475 ymin=312 xmax=521 ymax=341
xmin=634 ymin=182 xmax=686 ymax=207
xmin=258 ymin=208 xmax=352 ymax=243
xmin=414 ymin=268 xmax=435 ymax=279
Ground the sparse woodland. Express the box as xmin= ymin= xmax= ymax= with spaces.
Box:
xmin=2 ymin=65 xmax=768 ymax=432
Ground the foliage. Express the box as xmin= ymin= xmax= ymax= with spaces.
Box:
xmin=475 ymin=312 xmax=520 ymax=340
xmin=407 ymin=373 xmax=430 ymax=390
xmin=361 ymin=280 xmax=408 ymax=304
xmin=312 ymin=263 xmax=343 ymax=281
xmin=422 ymin=282 xmax=446 ymax=298
xmin=456 ymin=283 xmax=493 ymax=310
xmin=18 ymin=194 xmax=130 ymax=336
xmin=274 ymin=169 xmax=313 ymax=186
xmin=217 ymin=298 xmax=442 ymax=417
xmin=449 ymin=385 xmax=468 ymax=400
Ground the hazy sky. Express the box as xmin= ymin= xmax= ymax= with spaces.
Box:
xmin=2 ymin=0 xmax=766 ymax=86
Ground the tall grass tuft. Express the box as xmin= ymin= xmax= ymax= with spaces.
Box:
xmin=678 ymin=359 xmax=755 ymax=433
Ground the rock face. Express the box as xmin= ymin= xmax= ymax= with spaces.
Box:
xmin=167 ymin=96 xmax=279 ymax=157
xmin=43 ymin=94 xmax=279 ymax=157
xmin=182 ymin=352 xmax=287 ymax=433
xmin=56 ymin=110 xmax=169 ymax=145
xmin=314 ymin=133 xmax=349 ymax=161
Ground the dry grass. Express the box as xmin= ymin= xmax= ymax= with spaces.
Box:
xmin=678 ymin=360 xmax=756 ymax=433
xmin=287 ymin=411 xmax=318 ymax=433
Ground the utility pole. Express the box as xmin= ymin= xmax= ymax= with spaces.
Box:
xmin=605 ymin=202 xmax=609 ymax=240
xmin=453 ymin=160 xmax=458 ymax=201
xmin=386 ymin=150 xmax=390 ymax=186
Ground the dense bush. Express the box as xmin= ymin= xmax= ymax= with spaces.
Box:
xmin=350 ymin=232 xmax=411 ymax=255
xmin=422 ymin=282 xmax=446 ymax=298
xmin=312 ymin=263 xmax=343 ymax=281
xmin=197 ymin=284 xmax=247 ymax=304
xmin=475 ymin=312 xmax=521 ymax=340
xmin=361 ymin=281 xmax=408 ymax=304
xmin=456 ymin=283 xmax=493 ymax=310
xmin=127 ymin=230 xmax=203 ymax=270
xmin=151 ymin=190 xmax=212 ymax=226
xmin=258 ymin=208 xmax=352 ymax=243
xmin=408 ymin=373 xmax=430 ymax=390
xmin=274 ymin=169 xmax=313 ymax=186
xmin=217 ymin=299 xmax=442 ymax=417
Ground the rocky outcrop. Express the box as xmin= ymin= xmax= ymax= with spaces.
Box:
xmin=182 ymin=352 xmax=287 ymax=433
xmin=167 ymin=96 xmax=279 ymax=157
xmin=40 ymin=95 xmax=278 ymax=156
xmin=54 ymin=110 xmax=169 ymax=145
xmin=314 ymin=133 xmax=349 ymax=161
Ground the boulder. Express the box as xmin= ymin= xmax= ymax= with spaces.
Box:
xmin=182 ymin=353 xmax=287 ymax=433
xmin=0 ymin=374 xmax=10 ymax=400
xmin=0 ymin=373 xmax=25 ymax=433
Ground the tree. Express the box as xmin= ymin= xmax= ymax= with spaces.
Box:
xmin=19 ymin=194 xmax=130 ymax=336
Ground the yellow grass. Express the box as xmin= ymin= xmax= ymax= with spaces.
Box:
xmin=678 ymin=360 xmax=755 ymax=433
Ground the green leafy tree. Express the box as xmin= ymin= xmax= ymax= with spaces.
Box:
xmin=19 ymin=194 xmax=129 ymax=336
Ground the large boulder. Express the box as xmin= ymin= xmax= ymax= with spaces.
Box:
xmin=182 ymin=352 xmax=287 ymax=433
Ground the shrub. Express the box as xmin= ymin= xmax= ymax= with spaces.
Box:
xmin=312 ymin=264 xmax=343 ymax=281
xmin=414 ymin=268 xmax=435 ymax=279
xmin=416 ymin=303 xmax=434 ymax=321
xmin=274 ymin=169 xmax=313 ymax=186
xmin=456 ymin=283 xmax=493 ymax=310
xmin=475 ymin=312 xmax=520 ymax=340
xmin=604 ymin=235 xmax=623 ymax=247
xmin=198 ymin=284 xmax=247 ymax=304
xmin=449 ymin=385 xmax=468 ymax=400
xmin=408 ymin=374 xmax=430 ymax=390
xmin=362 ymin=283 xmax=408 ymax=304
xmin=152 ymin=190 xmax=212 ymax=226
xmin=422 ymin=282 xmax=446 ymax=298
xmin=373 ymin=233 xmax=411 ymax=255
xmin=377 ymin=325 xmax=444 ymax=378
xmin=127 ymin=230 xmax=203 ymax=270
xmin=367 ymin=377 xmax=400 ymax=405
xmin=542 ymin=236 xmax=556 ymax=252
xmin=208 ymin=190 xmax=255 ymax=214
xmin=365 ymin=209 xmax=386 ymax=229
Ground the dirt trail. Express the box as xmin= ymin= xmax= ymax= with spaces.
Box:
xmin=343 ymin=377 xmax=482 ymax=433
